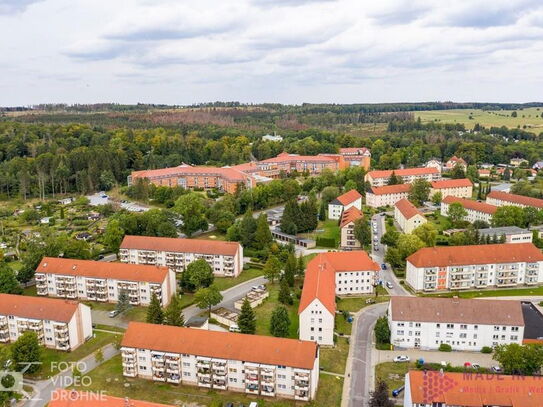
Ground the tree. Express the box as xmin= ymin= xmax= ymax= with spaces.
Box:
xmin=318 ymin=200 xmax=326 ymax=221
xmin=174 ymin=192 xmax=208 ymax=237
xmin=12 ymin=331 xmax=41 ymax=373
xmin=354 ymin=218 xmax=371 ymax=247
xmin=164 ymin=295 xmax=185 ymax=327
xmin=254 ymin=213 xmax=273 ymax=250
xmin=450 ymin=164 xmax=466 ymax=179
xmin=397 ymin=234 xmax=425 ymax=264
xmin=493 ymin=343 xmax=543 ymax=375
xmin=270 ymin=306 xmax=290 ymax=337
xmin=431 ymin=191 xmax=442 ymax=205
xmin=321 ymin=186 xmax=340 ymax=204
xmin=368 ymin=379 xmax=394 ymax=407
xmin=94 ymin=348 xmax=104 ymax=364
xmin=0 ymin=264 xmax=22 ymax=294
xmin=284 ymin=253 xmax=296 ymax=287
xmin=297 ymin=255 xmax=305 ymax=278
xmin=116 ymin=289 xmax=131 ymax=313
xmin=408 ymin=180 xmax=431 ymax=206
xmin=195 ymin=285 xmax=223 ymax=317
xmin=278 ymin=278 xmax=293 ymax=305
xmin=344 ymin=179 xmax=357 ymax=192
xmin=447 ymin=202 xmax=468 ymax=225
xmin=263 ymin=255 xmax=282 ymax=283
xmin=99 ymin=170 xmax=116 ymax=191
xmin=503 ymin=167 xmax=511 ymax=181
xmin=238 ymin=298 xmax=256 ymax=334
xmin=522 ymin=207 xmax=540 ymax=228
xmin=466 ymin=165 xmax=478 ymax=182
xmin=413 ymin=223 xmax=437 ymax=247
xmin=492 ymin=206 xmax=525 ymax=227
xmin=103 ymin=219 xmax=125 ymax=252
xmin=146 ymin=292 xmax=164 ymax=324
xmin=280 ymin=200 xmax=300 ymax=235
xmin=387 ymin=171 xmax=402 ymax=185
xmin=381 ymin=228 xmax=399 ymax=247
xmin=240 ymin=210 xmax=258 ymax=248
xmin=181 ymin=259 xmax=214 ymax=292
xmin=374 ymin=316 xmax=391 ymax=344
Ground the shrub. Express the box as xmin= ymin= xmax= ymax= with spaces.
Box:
xmin=439 ymin=343 xmax=452 ymax=352
xmin=481 ymin=346 xmax=493 ymax=354
xmin=316 ymin=237 xmax=337 ymax=248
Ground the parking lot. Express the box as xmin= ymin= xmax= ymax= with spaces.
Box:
xmin=87 ymin=192 xmax=149 ymax=212
xmin=375 ymin=349 xmax=495 ymax=368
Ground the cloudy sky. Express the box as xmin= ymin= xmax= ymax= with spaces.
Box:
xmin=1 ymin=0 xmax=543 ymax=105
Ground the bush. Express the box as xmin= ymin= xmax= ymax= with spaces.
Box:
xmin=316 ymin=237 xmax=337 ymax=248
xmin=481 ymin=346 xmax=493 ymax=354
xmin=376 ymin=343 xmax=391 ymax=350
xmin=439 ymin=343 xmax=452 ymax=352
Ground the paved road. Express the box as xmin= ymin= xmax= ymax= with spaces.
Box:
xmin=23 ymin=343 xmax=119 ymax=407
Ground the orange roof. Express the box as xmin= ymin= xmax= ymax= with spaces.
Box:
xmin=36 ymin=257 xmax=169 ymax=284
xmin=431 ymin=178 xmax=473 ymax=189
xmin=442 ymin=196 xmax=497 ymax=215
xmin=367 ymin=167 xmax=439 ymax=179
xmin=446 ymin=155 xmax=467 ymax=164
xmin=49 ymin=390 xmax=175 ymax=407
xmin=299 ymin=251 xmax=379 ymax=314
xmin=340 ymin=206 xmax=363 ymax=228
xmin=121 ymin=322 xmax=318 ymax=370
xmin=408 ymin=370 xmax=543 ymax=406
xmin=334 ymin=189 xmax=362 ymax=206
xmin=369 ymin=183 xmax=411 ymax=195
xmin=131 ymin=165 xmax=249 ymax=182
xmin=0 ymin=293 xmax=79 ymax=323
xmin=407 ymin=243 xmax=543 ymax=268
xmin=259 ymin=153 xmax=336 ymax=164
xmin=120 ymin=235 xmax=240 ymax=256
xmin=394 ymin=199 xmax=423 ymax=220
xmin=487 ymin=190 xmax=543 ymax=209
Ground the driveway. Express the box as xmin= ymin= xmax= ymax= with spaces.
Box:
xmin=375 ymin=349 xmax=495 ymax=368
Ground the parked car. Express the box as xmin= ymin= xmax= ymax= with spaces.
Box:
xmin=464 ymin=362 xmax=472 ymax=368
xmin=393 ymin=355 xmax=410 ymax=363
xmin=392 ymin=385 xmax=405 ymax=397
xmin=381 ymin=263 xmax=387 ymax=270
xmin=108 ymin=310 xmax=119 ymax=318
xmin=249 ymin=403 xmax=258 ymax=407
xmin=365 ymin=298 xmax=376 ymax=304
xmin=229 ymin=324 xmax=240 ymax=333
xmin=472 ymin=364 xmax=481 ymax=369
xmin=386 ymin=281 xmax=393 ymax=289
xmin=492 ymin=366 xmax=502 ymax=373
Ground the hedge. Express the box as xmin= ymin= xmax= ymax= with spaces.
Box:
xmin=316 ymin=237 xmax=337 ymax=248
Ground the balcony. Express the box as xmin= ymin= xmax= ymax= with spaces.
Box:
xmin=261 ymin=384 xmax=275 ymax=396
xmin=245 ymin=383 xmax=259 ymax=394
xmin=35 ymin=274 xmax=46 ymax=281
xmin=295 ymin=391 xmax=310 ymax=401
xmin=197 ymin=360 xmax=211 ymax=369
xmin=56 ymin=341 xmax=70 ymax=351
xmin=198 ymin=379 xmax=212 ymax=388
xmin=152 ymin=373 xmax=166 ymax=382
xmin=166 ymin=374 xmax=180 ymax=384
xmin=213 ymin=379 xmax=227 ymax=390
xmin=123 ymin=368 xmax=137 ymax=377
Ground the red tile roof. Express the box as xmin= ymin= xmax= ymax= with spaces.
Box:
xmin=120 ymin=235 xmax=241 ymax=256
xmin=0 ymin=294 xmax=79 ymax=323
xmin=121 ymin=322 xmax=318 ymax=370
xmin=390 ymin=296 xmax=524 ymax=326
xmin=36 ymin=257 xmax=169 ymax=284
xmin=431 ymin=178 xmax=473 ymax=189
xmin=369 ymin=183 xmax=411 ymax=195
xmin=407 ymin=243 xmax=543 ymax=268
xmin=339 ymin=147 xmax=370 ymax=155
xmin=50 ymin=390 xmax=175 ymax=407
xmin=442 ymin=196 xmax=497 ymax=215
xmin=394 ymin=199 xmax=424 ymax=220
xmin=299 ymin=252 xmax=379 ymax=314
xmin=367 ymin=167 xmax=439 ymax=179
xmin=340 ymin=206 xmax=363 ymax=228
xmin=131 ymin=165 xmax=250 ymax=182
xmin=335 ymin=189 xmax=362 ymax=206
xmin=259 ymin=153 xmax=336 ymax=164
xmin=408 ymin=370 xmax=543 ymax=406
xmin=487 ymin=190 xmax=543 ymax=209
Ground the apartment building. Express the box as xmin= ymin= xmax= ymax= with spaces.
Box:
xmin=120 ymin=322 xmax=319 ymax=401
xmin=444 ymin=155 xmax=467 ymax=171
xmin=338 ymin=147 xmax=371 ymax=170
xmin=364 ymin=167 xmax=440 ymax=187
xmin=365 ymin=183 xmax=411 ymax=208
xmin=328 ymin=189 xmax=362 ymax=220
xmin=35 ymin=257 xmax=176 ymax=307
xmin=0 ymin=294 xmax=92 ymax=351
xmin=299 ymin=252 xmax=379 ymax=345
xmin=403 ymin=370 xmax=543 ymax=407
xmin=486 ymin=190 xmax=543 ymax=210
xmin=339 ymin=207 xmax=363 ymax=249
xmin=441 ymin=196 xmax=497 ymax=224
xmin=425 ymin=158 xmax=442 ymax=170
xmin=394 ymin=199 xmax=426 ymax=234
xmin=429 ymin=178 xmax=473 ymax=199
xmin=50 ymin=390 xmax=176 ymax=407
xmin=478 ymin=226 xmax=532 ymax=244
xmin=119 ymin=235 xmax=243 ymax=277
xmin=406 ymin=243 xmax=543 ymax=292
xmin=389 ymin=296 xmax=524 ymax=351
xmin=255 ymin=152 xmax=344 ymax=178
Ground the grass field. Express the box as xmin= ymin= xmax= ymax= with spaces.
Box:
xmin=254 ymin=282 xmax=300 ymax=339
xmin=375 ymin=362 xmax=411 ymax=393
xmin=416 ymin=108 xmax=543 ymax=132
xmin=423 ymin=286 xmax=543 ymax=299
xmin=320 ymin=337 xmax=350 ymax=374
xmin=300 ymin=219 xmax=340 ymax=248
xmin=213 ymin=267 xmax=265 ymax=291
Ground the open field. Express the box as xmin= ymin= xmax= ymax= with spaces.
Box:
xmin=416 ymin=108 xmax=543 ymax=132
xmin=422 ymin=286 xmax=543 ymax=299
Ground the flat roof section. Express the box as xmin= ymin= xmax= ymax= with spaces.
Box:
xmin=521 ymin=302 xmax=543 ymax=342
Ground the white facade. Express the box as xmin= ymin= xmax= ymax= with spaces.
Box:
xmin=394 ymin=205 xmax=426 ymax=234
xmin=440 ymin=200 xmax=494 ymax=224
xmin=365 ymin=169 xmax=440 ymax=187
xmin=340 ymin=221 xmax=361 ymax=249
xmin=299 ymin=299 xmax=335 ymax=346
xmin=479 ymin=227 xmax=532 ymax=244
xmin=366 ymin=189 xmax=409 ymax=208
xmin=327 ymin=196 xmax=362 ymax=220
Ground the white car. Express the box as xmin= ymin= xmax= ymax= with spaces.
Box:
xmin=386 ymin=281 xmax=393 ymax=289
xmin=393 ymin=355 xmax=410 ymax=363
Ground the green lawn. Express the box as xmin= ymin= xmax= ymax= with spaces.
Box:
xmin=426 ymin=212 xmax=452 ymax=233
xmin=423 ymin=286 xmax=543 ymax=299
xmin=375 ymin=362 xmax=410 ymax=393
xmin=213 ymin=267 xmax=265 ymax=292
xmin=254 ymin=282 xmax=300 ymax=339
xmin=320 ymin=337 xmax=349 ymax=374
xmin=336 ymin=293 xmax=389 ymax=314
xmin=22 ymin=285 xmax=37 ymax=297
xmin=77 ymin=355 xmax=341 ymax=407
xmin=300 ymin=219 xmax=341 ymax=248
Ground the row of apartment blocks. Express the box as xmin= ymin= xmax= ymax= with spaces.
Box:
xmin=35 ymin=257 xmax=176 ymax=306
xmin=119 ymin=235 xmax=243 ymax=277
xmin=128 ymin=148 xmax=370 ymax=193
xmin=0 ymin=294 xmax=92 ymax=351
xmin=364 ymin=167 xmax=441 ymax=187
xmin=406 ymin=243 xmax=543 ymax=292
xmin=120 ymin=322 xmax=319 ymax=401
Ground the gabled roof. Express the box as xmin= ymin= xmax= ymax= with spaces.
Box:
xmin=120 ymin=235 xmax=241 ymax=256
xmin=121 ymin=322 xmax=318 ymax=370
xmin=430 ymin=178 xmax=473 ymax=189
xmin=367 ymin=167 xmax=439 ymax=179
xmin=36 ymin=257 xmax=169 ymax=284
xmin=487 ymin=190 xmax=543 ymax=209
xmin=330 ymin=189 xmax=362 ymax=206
xmin=446 ymin=155 xmax=467 ymax=165
xmin=407 ymin=243 xmax=543 ymax=268
xmin=340 ymin=206 xmax=363 ymax=228
xmin=0 ymin=293 xmax=80 ymax=323
xmin=442 ymin=196 xmax=497 ymax=215
xmin=369 ymin=183 xmax=411 ymax=195
xmin=299 ymin=252 xmax=379 ymax=315
xmin=339 ymin=147 xmax=370 ymax=155
xmin=131 ymin=165 xmax=250 ymax=182
xmin=394 ymin=199 xmax=424 ymax=220
xmin=50 ymin=390 xmax=175 ymax=407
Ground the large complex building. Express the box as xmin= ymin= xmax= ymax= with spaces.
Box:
xmin=406 ymin=243 xmax=543 ymax=292
xmin=254 ymin=152 xmax=344 ymax=177
xmin=0 ymin=294 xmax=92 ymax=351
xmin=486 ymin=190 xmax=543 ymax=209
xmin=430 ymin=178 xmax=473 ymax=199
xmin=403 ymin=370 xmax=543 ymax=407
xmin=50 ymin=390 xmax=176 ymax=407
xmin=365 ymin=167 xmax=440 ymax=187
xmin=365 ymin=183 xmax=411 ymax=208
xmin=394 ymin=199 xmax=426 ymax=234
xmin=35 ymin=257 xmax=176 ymax=306
xmin=327 ymin=189 xmax=362 ymax=220
xmin=120 ymin=322 xmax=319 ymax=401
xmin=339 ymin=206 xmax=363 ymax=249
xmin=389 ymin=296 xmax=524 ymax=351
xmin=119 ymin=235 xmax=243 ymax=277
xmin=441 ymin=196 xmax=497 ymax=224
xmin=338 ymin=147 xmax=371 ymax=170
xmin=298 ymin=252 xmax=379 ymax=345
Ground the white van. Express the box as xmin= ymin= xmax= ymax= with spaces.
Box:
xmin=229 ymin=324 xmax=240 ymax=333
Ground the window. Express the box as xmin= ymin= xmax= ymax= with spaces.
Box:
xmin=446 ymin=324 xmax=454 ymax=329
